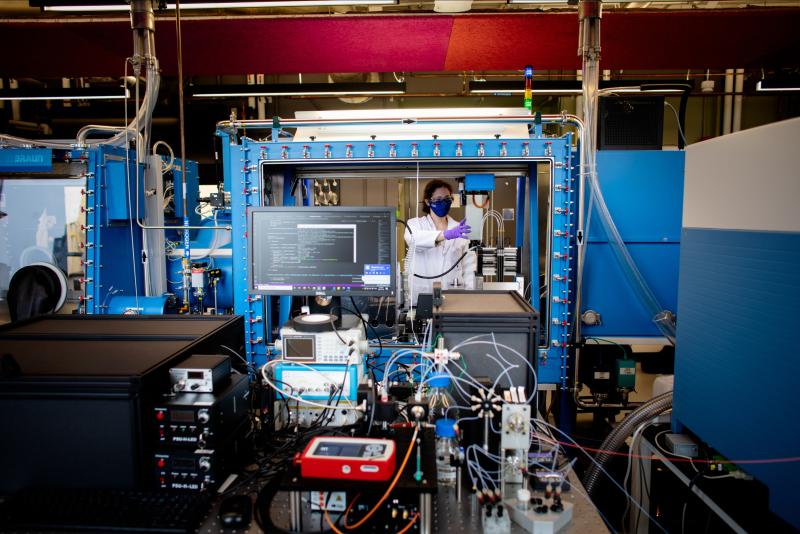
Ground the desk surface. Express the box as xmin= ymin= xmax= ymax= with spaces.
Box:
xmin=197 ymin=468 xmax=609 ymax=533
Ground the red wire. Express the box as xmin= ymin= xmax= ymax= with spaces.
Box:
xmin=554 ymin=439 xmax=800 ymax=465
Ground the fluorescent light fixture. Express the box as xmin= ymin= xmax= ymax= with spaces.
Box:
xmin=191 ymin=82 xmax=406 ymax=98
xmin=43 ymin=3 xmax=128 ymax=9
xmin=0 ymin=88 xmax=129 ymax=101
xmin=469 ymin=80 xmax=692 ymax=96
xmin=195 ymin=90 xmax=402 ymax=97
xmin=42 ymin=0 xmax=395 ymax=11
xmin=508 ymin=0 xmax=680 ymax=3
xmin=507 ymin=0 xmax=568 ymax=4
xmin=600 ymin=87 xmax=685 ymax=94
xmin=470 ymin=88 xmax=583 ymax=95
xmin=598 ymin=81 xmax=693 ymax=94
xmin=756 ymin=79 xmax=800 ymax=92
xmin=468 ymin=80 xmax=582 ymax=95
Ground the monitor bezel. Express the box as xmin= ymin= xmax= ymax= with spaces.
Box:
xmin=247 ymin=206 xmax=397 ymax=297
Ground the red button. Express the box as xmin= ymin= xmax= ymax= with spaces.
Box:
xmin=157 ymin=458 xmax=166 ymax=468
xmin=156 ymin=411 xmax=165 ymax=421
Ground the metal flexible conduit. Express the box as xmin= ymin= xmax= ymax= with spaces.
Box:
xmin=582 ymin=391 xmax=673 ymax=496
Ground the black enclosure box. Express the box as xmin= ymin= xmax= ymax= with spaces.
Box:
xmin=432 ymin=291 xmax=538 ymax=400
xmin=599 ymin=96 xmax=664 ymax=150
xmin=0 ymin=315 xmax=244 ymax=494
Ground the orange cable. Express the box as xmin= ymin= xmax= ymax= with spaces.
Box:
xmin=397 ymin=512 xmax=420 ymax=534
xmin=343 ymin=425 xmax=420 ymax=530
xmin=341 ymin=491 xmax=361 ymax=521
xmin=323 ymin=491 xmax=362 ymax=534
xmin=472 ymin=195 xmax=490 ymax=209
xmin=322 ymin=493 xmax=345 ymax=534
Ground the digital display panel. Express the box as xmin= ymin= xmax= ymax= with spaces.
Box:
xmin=249 ymin=207 xmax=396 ymax=297
xmin=170 ymin=410 xmax=195 ymax=423
xmin=314 ymin=441 xmax=387 ymax=458
xmin=284 ymin=337 xmax=315 ymax=360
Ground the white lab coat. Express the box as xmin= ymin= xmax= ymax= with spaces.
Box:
xmin=404 ymin=214 xmax=476 ymax=303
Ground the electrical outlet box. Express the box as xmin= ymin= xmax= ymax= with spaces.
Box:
xmin=464 ymin=173 xmax=496 ymax=192
xmin=310 ymin=491 xmax=347 ymax=512
xmin=665 ymin=433 xmax=699 ymax=458
xmin=616 ymin=359 xmax=636 ymax=390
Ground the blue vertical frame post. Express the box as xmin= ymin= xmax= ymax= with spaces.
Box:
xmin=558 ymin=135 xmax=578 ymax=433
xmin=279 ymin=166 xmax=297 ymax=329
xmin=82 ymin=147 xmax=98 ymax=313
xmin=222 ymin=133 xmax=267 ymax=365
xmin=256 ymin=143 xmax=273 ymax=340
xmin=81 ymin=145 xmax=145 ymax=314
xmin=527 ymin=166 xmax=539 ymax=308
xmin=303 ymin=179 xmax=313 ymax=206
xmin=527 ymin=161 xmax=543 ymax=400
xmin=516 ymin=176 xmax=526 ymax=250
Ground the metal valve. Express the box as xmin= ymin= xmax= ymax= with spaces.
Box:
xmin=198 ymin=457 xmax=211 ymax=472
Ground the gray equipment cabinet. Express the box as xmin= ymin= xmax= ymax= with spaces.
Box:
xmin=432 ymin=290 xmax=539 ymax=399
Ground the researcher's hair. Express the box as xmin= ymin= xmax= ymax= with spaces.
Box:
xmin=420 ymin=179 xmax=453 ymax=214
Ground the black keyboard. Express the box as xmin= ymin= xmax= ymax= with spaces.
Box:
xmin=0 ymin=488 xmax=211 ymax=533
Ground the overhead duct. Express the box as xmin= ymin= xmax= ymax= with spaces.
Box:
xmin=328 ymin=72 xmax=380 ymax=104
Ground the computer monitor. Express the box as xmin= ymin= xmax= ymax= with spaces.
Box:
xmin=249 ymin=206 xmax=396 ymax=297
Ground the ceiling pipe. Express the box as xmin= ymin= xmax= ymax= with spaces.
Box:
xmin=217 ymin=113 xmax=584 ymax=131
xmin=732 ymin=67 xmax=744 ymax=132
xmin=573 ymin=0 xmax=601 ymax=352
xmin=722 ymin=68 xmax=733 ymax=134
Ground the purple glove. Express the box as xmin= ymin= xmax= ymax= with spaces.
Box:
xmin=443 ymin=219 xmax=471 ymax=240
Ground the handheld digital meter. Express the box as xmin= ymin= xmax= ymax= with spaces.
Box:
xmin=296 ymin=437 xmax=396 ymax=482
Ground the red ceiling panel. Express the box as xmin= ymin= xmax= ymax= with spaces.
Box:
xmin=153 ymin=16 xmax=455 ymax=76
xmin=444 ymin=14 xmax=580 ymax=71
xmin=444 ymin=10 xmax=800 ymax=71
xmin=602 ymin=9 xmax=800 ymax=69
xmin=0 ymin=20 xmax=133 ymax=78
xmin=0 ymin=9 xmax=797 ymax=78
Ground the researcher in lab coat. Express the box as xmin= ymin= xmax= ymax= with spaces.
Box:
xmin=404 ymin=180 xmax=477 ymax=304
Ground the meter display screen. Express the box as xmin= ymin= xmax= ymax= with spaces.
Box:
xmin=314 ymin=441 xmax=387 ymax=458
xmin=284 ymin=337 xmax=315 ymax=361
xmin=172 ymin=457 xmax=196 ymax=470
xmin=170 ymin=410 xmax=195 ymax=423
